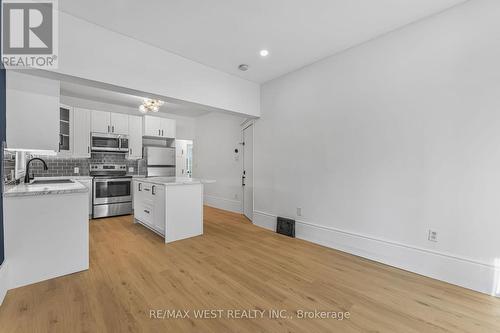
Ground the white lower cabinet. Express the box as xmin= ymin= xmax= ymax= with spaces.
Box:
xmin=152 ymin=184 xmax=165 ymax=234
xmin=133 ymin=181 xmax=165 ymax=235
xmin=77 ymin=179 xmax=93 ymax=217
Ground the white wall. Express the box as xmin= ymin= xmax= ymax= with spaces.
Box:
xmin=255 ymin=0 xmax=500 ymax=295
xmin=56 ymin=12 xmax=260 ymax=118
xmin=60 ymin=95 xmax=196 ymax=140
xmin=193 ymin=112 xmax=245 ymax=213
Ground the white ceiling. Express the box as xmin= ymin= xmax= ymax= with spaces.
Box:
xmin=60 ymin=0 xmax=466 ymax=83
xmin=60 ymin=81 xmax=211 ymax=117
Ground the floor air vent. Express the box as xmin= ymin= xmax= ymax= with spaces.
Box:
xmin=276 ymin=217 xmax=295 ymax=238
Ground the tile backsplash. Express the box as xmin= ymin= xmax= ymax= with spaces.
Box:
xmin=4 ymin=151 xmax=144 ymax=181
xmin=3 ymin=150 xmax=16 ymax=184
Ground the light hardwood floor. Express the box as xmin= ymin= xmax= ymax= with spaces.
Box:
xmin=0 ymin=206 xmax=499 ymax=332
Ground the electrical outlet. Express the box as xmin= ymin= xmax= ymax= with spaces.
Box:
xmin=73 ymin=167 xmax=79 ymax=174
xmin=428 ymin=230 xmax=438 ymax=242
xmin=128 ymin=167 xmax=134 ymax=173
xmin=296 ymin=207 xmax=302 ymax=217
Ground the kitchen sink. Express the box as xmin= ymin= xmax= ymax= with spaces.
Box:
xmin=30 ymin=179 xmax=75 ymax=185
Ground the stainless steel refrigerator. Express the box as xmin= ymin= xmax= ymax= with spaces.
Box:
xmin=144 ymin=146 xmax=176 ymax=177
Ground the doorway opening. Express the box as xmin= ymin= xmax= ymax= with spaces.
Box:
xmin=176 ymin=139 xmax=193 ymax=177
xmin=242 ymin=123 xmax=253 ymax=221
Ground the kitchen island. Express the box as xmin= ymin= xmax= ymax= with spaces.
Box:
xmin=133 ymin=177 xmax=204 ymax=243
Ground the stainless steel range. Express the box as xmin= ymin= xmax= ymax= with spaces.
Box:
xmin=90 ymin=163 xmax=132 ymax=218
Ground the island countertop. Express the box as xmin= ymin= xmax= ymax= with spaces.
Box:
xmin=4 ymin=180 xmax=88 ymax=198
xmin=133 ymin=177 xmax=215 ymax=186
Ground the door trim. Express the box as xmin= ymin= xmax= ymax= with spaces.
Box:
xmin=241 ymin=122 xmax=254 ymax=221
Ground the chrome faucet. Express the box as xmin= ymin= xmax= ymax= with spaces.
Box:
xmin=24 ymin=158 xmax=48 ymax=183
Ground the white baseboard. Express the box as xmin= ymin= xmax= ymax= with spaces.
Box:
xmin=204 ymin=195 xmax=242 ymax=214
xmin=0 ymin=261 xmax=9 ymax=306
xmin=253 ymin=210 xmax=500 ymax=297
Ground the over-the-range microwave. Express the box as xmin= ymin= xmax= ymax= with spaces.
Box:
xmin=91 ymin=133 xmax=129 ymax=153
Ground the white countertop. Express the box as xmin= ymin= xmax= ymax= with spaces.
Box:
xmin=4 ymin=180 xmax=88 ymax=197
xmin=33 ymin=176 xmax=93 ymax=181
xmin=133 ymin=177 xmax=215 ymax=186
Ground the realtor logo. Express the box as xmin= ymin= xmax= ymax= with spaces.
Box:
xmin=1 ymin=0 xmax=58 ymax=68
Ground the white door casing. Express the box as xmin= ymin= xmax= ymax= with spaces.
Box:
xmin=242 ymin=123 xmax=253 ymax=221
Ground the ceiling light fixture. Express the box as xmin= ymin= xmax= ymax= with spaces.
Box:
xmin=260 ymin=49 xmax=269 ymax=57
xmin=139 ymin=98 xmax=164 ymax=113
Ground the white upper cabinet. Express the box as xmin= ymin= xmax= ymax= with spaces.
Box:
xmin=91 ymin=110 xmax=110 ymax=134
xmin=143 ymin=115 xmax=176 ymax=138
xmin=110 ymin=113 xmax=129 ymax=135
xmin=162 ymin=118 xmax=176 ymax=138
xmin=143 ymin=115 xmax=162 ymax=137
xmin=91 ymin=111 xmax=129 ymax=135
xmin=72 ymin=108 xmax=91 ymax=158
xmin=6 ymin=72 xmax=60 ymax=151
xmin=58 ymin=104 xmax=72 ymax=155
xmin=128 ymin=115 xmax=143 ymax=159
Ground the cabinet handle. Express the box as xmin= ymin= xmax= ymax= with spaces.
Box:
xmin=158 ymin=129 xmax=161 ymax=136
xmin=144 ymin=209 xmax=150 ymax=214
xmin=162 ymin=129 xmax=164 ymax=136
xmin=108 ymin=125 xmax=110 ymax=133
xmin=112 ymin=126 xmax=114 ymax=133
xmin=138 ymin=183 xmax=142 ymax=191
xmin=152 ymin=185 xmax=156 ymax=195
xmin=130 ymin=148 xmax=132 ymax=155
xmin=87 ymin=146 xmax=90 ymax=153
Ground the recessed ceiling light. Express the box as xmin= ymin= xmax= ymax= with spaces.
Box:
xmin=260 ymin=49 xmax=269 ymax=57
xmin=238 ymin=64 xmax=249 ymax=71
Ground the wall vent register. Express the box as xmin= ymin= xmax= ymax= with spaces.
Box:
xmin=276 ymin=217 xmax=295 ymax=238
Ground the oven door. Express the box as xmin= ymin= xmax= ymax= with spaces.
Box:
xmin=93 ymin=178 xmax=132 ymax=204
xmin=91 ymin=134 xmax=121 ymax=152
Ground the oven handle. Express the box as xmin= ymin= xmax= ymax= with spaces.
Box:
xmin=91 ymin=147 xmax=123 ymax=152
xmin=94 ymin=179 xmax=132 ymax=184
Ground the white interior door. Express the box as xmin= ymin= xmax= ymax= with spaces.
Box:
xmin=242 ymin=124 xmax=253 ymax=221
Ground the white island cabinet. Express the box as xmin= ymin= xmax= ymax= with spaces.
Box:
xmin=133 ymin=177 xmax=203 ymax=243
